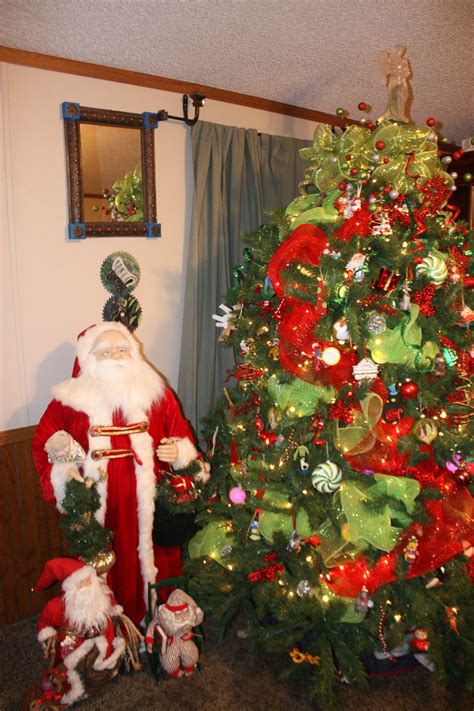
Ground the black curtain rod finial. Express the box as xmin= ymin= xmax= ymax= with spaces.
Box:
xmin=158 ymin=93 xmax=206 ymax=126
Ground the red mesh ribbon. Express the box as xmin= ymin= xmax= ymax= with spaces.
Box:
xmin=267 ymin=224 xmax=329 ymax=297
xmin=333 ymin=204 xmax=372 ymax=243
xmin=267 ymin=224 xmax=356 ymax=385
xmin=324 ymin=473 xmax=473 ymax=597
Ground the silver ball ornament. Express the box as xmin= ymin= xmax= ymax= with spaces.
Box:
xmin=441 ymin=156 xmax=452 ymax=164
xmin=367 ymin=313 xmax=387 ymax=334
xmin=450 ymin=172 xmax=458 ymax=179
xmin=296 ymin=580 xmax=312 ymax=597
xmin=389 ymin=189 xmax=399 ymax=200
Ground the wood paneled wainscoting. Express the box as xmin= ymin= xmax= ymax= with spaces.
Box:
xmin=0 ymin=426 xmax=67 ymax=625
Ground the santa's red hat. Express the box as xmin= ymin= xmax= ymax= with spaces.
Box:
xmin=33 ymin=557 xmax=93 ymax=592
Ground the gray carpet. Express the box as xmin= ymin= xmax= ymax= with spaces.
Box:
xmin=0 ymin=617 xmax=470 ymax=710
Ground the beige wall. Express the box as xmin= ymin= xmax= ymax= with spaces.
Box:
xmin=0 ymin=62 xmax=315 ymax=430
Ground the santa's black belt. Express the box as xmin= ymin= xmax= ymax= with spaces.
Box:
xmin=91 ymin=448 xmax=143 ymax=465
xmin=89 ymin=421 xmax=148 ymax=437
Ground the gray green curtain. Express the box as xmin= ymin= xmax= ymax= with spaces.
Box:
xmin=178 ymin=120 xmax=311 ymax=437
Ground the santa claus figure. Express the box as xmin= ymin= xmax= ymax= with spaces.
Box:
xmin=33 ymin=558 xmax=127 ymax=707
xmin=33 ymin=322 xmax=209 ymax=624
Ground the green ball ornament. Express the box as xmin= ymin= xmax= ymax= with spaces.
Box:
xmin=335 ymin=107 xmax=345 ymax=117
xmin=463 ymin=173 xmax=473 ymax=182
xmin=368 ymin=203 xmax=378 ymax=212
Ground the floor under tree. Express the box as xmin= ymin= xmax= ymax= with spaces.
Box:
xmin=1 ymin=617 xmax=470 ymax=710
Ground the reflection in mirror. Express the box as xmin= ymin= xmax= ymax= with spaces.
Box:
xmin=81 ymin=124 xmax=142 ymax=223
xmin=62 ymin=103 xmax=160 ymax=239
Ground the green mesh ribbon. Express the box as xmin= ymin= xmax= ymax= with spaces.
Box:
xmin=366 ymin=304 xmax=438 ymax=370
xmin=297 ymin=121 xmax=453 ymax=197
xmin=188 ymin=520 xmax=235 ymax=567
xmin=267 ymin=375 xmax=335 ymax=417
xmin=285 ymin=189 xmax=341 ymax=228
xmin=318 ymin=474 xmax=420 ymax=565
xmin=259 ymin=504 xmax=314 ymax=543
xmin=335 ymin=391 xmax=383 ymax=456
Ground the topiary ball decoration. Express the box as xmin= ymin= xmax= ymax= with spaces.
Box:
xmin=311 ymin=461 xmax=342 ymax=493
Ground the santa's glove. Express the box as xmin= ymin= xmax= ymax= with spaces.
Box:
xmin=45 ymin=430 xmax=86 ymax=464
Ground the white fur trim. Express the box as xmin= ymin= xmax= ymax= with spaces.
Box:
xmin=50 ymin=461 xmax=77 ymax=513
xmin=61 ymin=634 xmax=125 ymax=705
xmin=93 ymin=636 xmax=126 ymax=670
xmin=129 ymin=426 xmax=159 ymax=607
xmin=172 ymin=437 xmax=199 ymax=470
xmin=61 ymin=668 xmax=84 ymax=706
xmin=38 ymin=626 xmax=56 ymax=642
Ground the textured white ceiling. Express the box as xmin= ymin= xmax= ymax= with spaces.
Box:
xmin=1 ymin=0 xmax=473 ymax=142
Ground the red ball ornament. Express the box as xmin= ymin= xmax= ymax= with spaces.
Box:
xmin=358 ymin=101 xmax=367 ymax=111
xmin=337 ymin=181 xmax=347 ymax=191
xmin=452 ymin=150 xmax=463 ymax=160
xmin=345 ymin=153 xmax=352 ymax=161
xmin=453 ymin=469 xmax=471 ymax=486
xmin=400 ymin=381 xmax=419 ymax=400
xmin=375 ymin=140 xmax=385 ymax=150
xmin=426 ymin=117 xmax=436 ymax=127
xmin=350 ymin=167 xmax=359 ymax=175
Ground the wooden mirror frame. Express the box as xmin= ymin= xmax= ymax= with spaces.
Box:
xmin=62 ymin=102 xmax=161 ymax=240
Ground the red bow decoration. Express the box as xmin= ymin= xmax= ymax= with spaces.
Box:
xmin=323 ymin=472 xmax=473 ymax=598
xmin=333 ymin=203 xmax=373 ymax=243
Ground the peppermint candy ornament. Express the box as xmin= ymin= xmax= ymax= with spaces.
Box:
xmin=416 ymin=253 xmax=448 ymax=286
xmin=311 ymin=461 xmax=342 ymax=493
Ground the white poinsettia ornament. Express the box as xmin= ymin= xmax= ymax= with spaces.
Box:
xmin=212 ymin=303 xmax=243 ymax=340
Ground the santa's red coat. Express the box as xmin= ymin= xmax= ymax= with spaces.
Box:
xmin=38 ymin=592 xmax=117 ymax=662
xmin=33 ymin=387 xmax=197 ymax=624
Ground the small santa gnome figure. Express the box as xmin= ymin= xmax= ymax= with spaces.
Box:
xmin=28 ymin=558 xmax=129 ymax=708
xmin=145 ymin=589 xmax=203 ymax=678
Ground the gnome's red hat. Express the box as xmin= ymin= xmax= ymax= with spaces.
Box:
xmin=33 ymin=557 xmax=88 ymax=592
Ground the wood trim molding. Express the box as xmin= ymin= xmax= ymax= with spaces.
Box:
xmin=0 ymin=45 xmax=353 ymax=128
xmin=0 ymin=425 xmax=36 ymax=445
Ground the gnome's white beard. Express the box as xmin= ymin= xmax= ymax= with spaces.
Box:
xmin=80 ymin=353 xmax=163 ymax=416
xmin=64 ymin=576 xmax=113 ymax=633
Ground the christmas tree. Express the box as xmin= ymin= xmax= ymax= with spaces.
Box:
xmin=187 ymin=87 xmax=473 ymax=701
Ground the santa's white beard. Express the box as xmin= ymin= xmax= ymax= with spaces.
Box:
xmin=80 ymin=354 xmax=163 ymax=416
xmin=64 ymin=576 xmax=113 ymax=633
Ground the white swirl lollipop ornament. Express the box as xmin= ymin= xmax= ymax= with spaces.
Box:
xmin=311 ymin=461 xmax=343 ymax=493
xmin=415 ymin=253 xmax=448 ymax=287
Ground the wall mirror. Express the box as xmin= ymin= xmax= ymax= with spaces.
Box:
xmin=62 ymin=103 xmax=160 ymax=239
